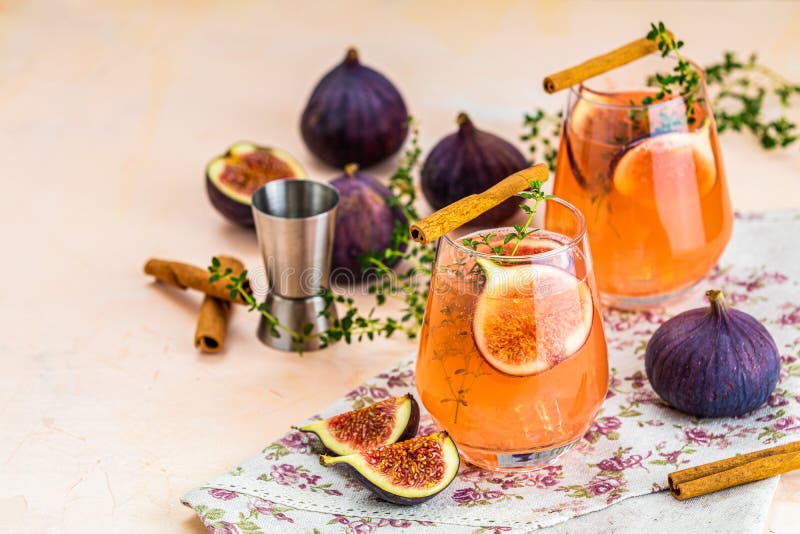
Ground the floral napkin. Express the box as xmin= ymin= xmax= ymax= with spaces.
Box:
xmin=182 ymin=210 xmax=800 ymax=533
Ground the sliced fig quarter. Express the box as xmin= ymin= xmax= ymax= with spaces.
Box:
xmin=473 ymin=259 xmax=593 ymax=377
xmin=297 ymin=394 xmax=420 ymax=456
xmin=320 ymin=431 xmax=460 ymax=505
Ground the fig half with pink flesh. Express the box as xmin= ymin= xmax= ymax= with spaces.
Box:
xmin=298 ymin=394 xmax=420 ymax=456
xmin=320 ymin=431 xmax=460 ymax=505
xmin=473 ymin=258 xmax=593 ymax=376
xmin=206 ymin=141 xmax=306 ymax=227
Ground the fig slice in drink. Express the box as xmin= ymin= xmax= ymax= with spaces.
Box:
xmin=472 ymin=257 xmax=593 ymax=377
xmin=610 ymin=120 xmax=717 ymax=202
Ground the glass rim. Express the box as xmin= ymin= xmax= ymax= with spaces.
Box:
xmin=569 ymin=55 xmax=706 ymax=110
xmin=441 ymin=196 xmax=587 ymax=261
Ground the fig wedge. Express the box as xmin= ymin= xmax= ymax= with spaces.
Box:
xmin=320 ymin=431 xmax=460 ymax=505
xmin=298 ymin=394 xmax=420 ymax=456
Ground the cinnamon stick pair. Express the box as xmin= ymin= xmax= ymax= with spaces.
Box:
xmin=144 ymin=256 xmax=248 ymax=353
xmin=669 ymin=441 xmax=800 ymax=500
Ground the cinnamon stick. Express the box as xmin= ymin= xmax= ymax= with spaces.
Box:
xmin=409 ymin=164 xmax=549 ymax=245
xmin=195 ymin=296 xmax=230 ymax=353
xmin=143 ymin=258 xmax=250 ymax=304
xmin=668 ymin=441 xmax=800 ymax=500
xmin=194 ymin=255 xmax=244 ymax=353
xmin=543 ymin=29 xmax=673 ymax=93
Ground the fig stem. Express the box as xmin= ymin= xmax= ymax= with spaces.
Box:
xmin=456 ymin=112 xmax=473 ymax=129
xmin=344 ymin=163 xmax=359 ymax=177
xmin=706 ymin=289 xmax=729 ymax=315
xmin=345 ymin=47 xmax=359 ymax=64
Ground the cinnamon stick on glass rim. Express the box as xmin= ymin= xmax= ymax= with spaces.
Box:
xmin=194 ymin=255 xmax=245 ymax=353
xmin=409 ymin=163 xmax=549 ymax=245
xmin=668 ymin=441 xmax=800 ymax=500
xmin=542 ymin=29 xmax=673 ymax=93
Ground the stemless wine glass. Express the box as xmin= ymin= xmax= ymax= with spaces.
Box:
xmin=415 ymin=197 xmax=608 ymax=471
xmin=549 ymin=54 xmax=733 ymax=310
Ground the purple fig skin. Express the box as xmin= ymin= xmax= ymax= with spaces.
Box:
xmin=340 ymin=464 xmax=445 ymax=505
xmin=301 ymin=48 xmax=409 ymax=168
xmin=645 ymin=290 xmax=781 ymax=418
xmin=398 ymin=394 xmax=420 ymax=443
xmin=421 ymin=112 xmax=528 ymax=227
xmin=330 ymin=165 xmax=408 ymax=275
xmin=206 ymin=176 xmax=256 ymax=226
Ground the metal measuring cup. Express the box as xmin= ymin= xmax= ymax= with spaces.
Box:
xmin=251 ymin=179 xmax=339 ymax=351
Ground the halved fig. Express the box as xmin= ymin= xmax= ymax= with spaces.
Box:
xmin=298 ymin=394 xmax=419 ymax=456
xmin=320 ymin=431 xmax=459 ymax=505
xmin=473 ymin=259 xmax=593 ymax=376
xmin=609 ymin=120 xmax=716 ymax=203
xmin=206 ymin=142 xmax=306 ymax=226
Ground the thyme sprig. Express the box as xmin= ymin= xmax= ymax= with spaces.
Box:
xmin=644 ymin=21 xmax=701 ymax=124
xmin=208 ymin=257 xmax=412 ymax=350
xmin=461 ymin=232 xmax=502 ymax=255
xmin=521 ymin=110 xmax=563 ymax=171
xmin=208 ymin=258 xmax=307 ymax=350
xmin=316 ymin=289 xmax=411 ymax=348
xmin=705 ymin=52 xmax=800 ymax=148
xmin=512 ymin=180 xmax=555 ymax=255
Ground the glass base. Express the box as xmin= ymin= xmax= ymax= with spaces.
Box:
xmin=601 ymin=279 xmax=703 ymax=311
xmin=457 ymin=440 xmax=576 ymax=472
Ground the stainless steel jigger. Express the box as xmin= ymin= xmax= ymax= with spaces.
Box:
xmin=251 ymin=179 xmax=339 ymax=351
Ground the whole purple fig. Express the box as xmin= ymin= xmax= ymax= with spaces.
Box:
xmin=645 ymin=290 xmax=780 ymax=418
xmin=301 ymin=48 xmax=409 ymax=168
xmin=421 ymin=112 xmax=529 ymax=226
xmin=330 ymin=164 xmax=407 ymax=275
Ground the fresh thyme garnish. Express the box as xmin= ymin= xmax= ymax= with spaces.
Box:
xmin=644 ymin=21 xmax=701 ymax=124
xmin=512 ymin=180 xmax=554 ymax=255
xmin=461 ymin=180 xmax=553 ymax=256
xmin=461 ymin=232 xmax=502 ymax=255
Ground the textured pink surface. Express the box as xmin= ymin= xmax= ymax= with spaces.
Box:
xmin=0 ymin=1 xmax=798 ymax=532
